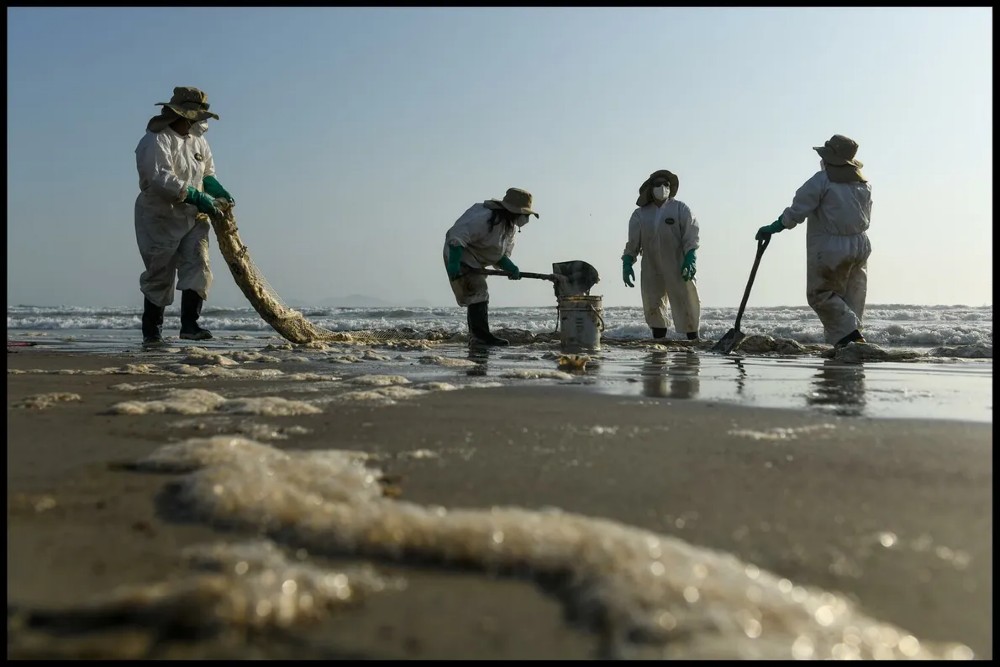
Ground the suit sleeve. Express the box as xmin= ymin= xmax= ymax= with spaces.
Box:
xmin=623 ymin=209 xmax=642 ymax=259
xmin=679 ymin=203 xmax=699 ymax=254
xmin=780 ymin=171 xmax=827 ymax=230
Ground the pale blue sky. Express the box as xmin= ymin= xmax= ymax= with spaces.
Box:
xmin=6 ymin=7 xmax=992 ymax=308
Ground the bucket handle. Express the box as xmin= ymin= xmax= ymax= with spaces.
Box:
xmin=590 ymin=305 xmax=605 ymax=332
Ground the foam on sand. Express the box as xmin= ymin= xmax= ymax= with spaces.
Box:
xmin=110 ymin=381 xmax=169 ymax=392
xmin=122 ymin=436 xmax=974 ymax=660
xmin=727 ymin=424 xmax=838 ymax=441
xmin=167 ymin=418 xmax=312 ymax=441
xmin=336 ymin=386 xmax=428 ymax=405
xmin=499 ymin=369 xmax=574 ymax=381
xmin=418 ymin=355 xmax=480 ymax=368
xmin=347 ymin=374 xmax=411 ymax=387
xmin=228 ymin=350 xmax=282 ymax=363
xmin=180 ymin=350 xmax=240 ymax=367
xmin=13 ymin=392 xmax=82 ymax=409
xmin=166 ymin=364 xmax=286 ymax=380
xmin=9 ymin=539 xmax=404 ymax=658
xmin=107 ymin=389 xmax=321 ymax=416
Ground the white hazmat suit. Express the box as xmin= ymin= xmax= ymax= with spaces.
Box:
xmin=777 ymin=170 xmax=872 ymax=345
xmin=134 ymin=128 xmax=215 ymax=307
xmin=623 ymin=199 xmax=701 ymax=334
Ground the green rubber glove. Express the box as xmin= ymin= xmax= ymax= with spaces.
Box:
xmin=622 ymin=255 xmax=636 ymax=288
xmin=446 ymin=245 xmax=464 ymax=281
xmin=203 ymin=175 xmax=234 ymax=203
xmin=497 ymin=256 xmax=521 ymax=280
xmin=755 ymin=218 xmax=785 ymax=241
xmin=185 ymin=186 xmax=221 ymax=219
xmin=681 ymin=249 xmax=697 ymax=281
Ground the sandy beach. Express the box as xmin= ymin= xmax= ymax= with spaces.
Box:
xmin=6 ymin=348 xmax=992 ymax=659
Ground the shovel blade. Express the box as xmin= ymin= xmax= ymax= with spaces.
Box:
xmin=711 ymin=328 xmax=745 ymax=354
xmin=551 ymin=260 xmax=600 ymax=297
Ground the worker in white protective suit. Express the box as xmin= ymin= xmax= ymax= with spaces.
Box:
xmin=622 ymin=169 xmax=701 ymax=340
xmin=134 ymin=86 xmax=235 ymax=346
xmin=756 ymin=134 xmax=872 ymax=348
xmin=443 ymin=187 xmax=539 ymax=347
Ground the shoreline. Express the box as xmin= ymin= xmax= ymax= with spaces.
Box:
xmin=7 ymin=349 xmax=993 ymax=658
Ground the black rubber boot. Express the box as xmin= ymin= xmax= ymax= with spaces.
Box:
xmin=141 ymin=297 xmax=165 ymax=345
xmin=834 ymin=329 xmax=866 ymax=348
xmin=179 ymin=289 xmax=213 ymax=340
xmin=651 ymin=327 xmax=667 ymax=339
xmin=467 ymin=301 xmax=509 ymax=347
xmin=686 ymin=331 xmax=700 ymax=341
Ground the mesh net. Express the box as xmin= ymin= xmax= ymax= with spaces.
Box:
xmin=207 ymin=205 xmax=392 ymax=346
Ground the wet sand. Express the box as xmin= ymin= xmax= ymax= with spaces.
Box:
xmin=6 ymin=350 xmax=993 ymax=659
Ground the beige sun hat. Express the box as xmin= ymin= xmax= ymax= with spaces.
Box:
xmin=813 ymin=134 xmax=863 ymax=168
xmin=155 ymin=86 xmax=219 ymax=121
xmin=146 ymin=86 xmax=219 ymax=133
xmin=485 ymin=187 xmax=539 ymax=218
xmin=636 ymin=169 xmax=679 ymax=206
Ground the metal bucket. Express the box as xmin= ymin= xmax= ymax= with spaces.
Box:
xmin=557 ymin=295 xmax=604 ymax=352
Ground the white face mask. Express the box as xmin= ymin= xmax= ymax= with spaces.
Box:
xmin=819 ymin=159 xmax=826 ymax=170
xmin=652 ymin=184 xmax=670 ymax=201
xmin=190 ymin=120 xmax=210 ymax=137
xmin=514 ymin=214 xmax=530 ymax=228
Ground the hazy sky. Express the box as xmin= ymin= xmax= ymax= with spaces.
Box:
xmin=6 ymin=7 xmax=992 ymax=309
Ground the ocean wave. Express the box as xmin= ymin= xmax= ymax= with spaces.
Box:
xmin=7 ymin=304 xmax=992 ymax=351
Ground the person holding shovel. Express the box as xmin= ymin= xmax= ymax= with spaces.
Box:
xmin=621 ymin=169 xmax=701 ymax=340
xmin=443 ymin=187 xmax=539 ymax=346
xmin=755 ymin=134 xmax=872 ymax=348
xmin=134 ymin=86 xmax=235 ymax=346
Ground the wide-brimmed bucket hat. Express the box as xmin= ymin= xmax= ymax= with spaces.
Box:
xmin=636 ymin=169 xmax=679 ymax=206
xmin=155 ymin=86 xmax=219 ymax=121
xmin=485 ymin=187 xmax=539 ymax=217
xmin=813 ymin=134 xmax=863 ymax=168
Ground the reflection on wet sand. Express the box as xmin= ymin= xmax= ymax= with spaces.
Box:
xmin=725 ymin=357 xmax=747 ymax=396
xmin=640 ymin=351 xmax=700 ymax=399
xmin=806 ymin=359 xmax=867 ymax=417
xmin=466 ymin=346 xmax=490 ymax=376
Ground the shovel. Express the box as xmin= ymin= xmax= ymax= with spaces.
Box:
xmin=711 ymin=236 xmax=770 ymax=354
xmin=471 ymin=260 xmax=600 ymax=298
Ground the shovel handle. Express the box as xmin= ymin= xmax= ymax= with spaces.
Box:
xmin=734 ymin=236 xmax=770 ymax=331
xmin=471 ymin=268 xmax=557 ymax=282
